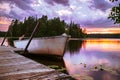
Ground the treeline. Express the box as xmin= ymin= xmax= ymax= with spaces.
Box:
xmin=88 ymin=34 xmax=120 ymax=38
xmin=7 ymin=15 xmax=87 ymax=39
xmin=0 ymin=31 xmax=6 ymax=37
xmin=67 ymin=40 xmax=83 ymax=53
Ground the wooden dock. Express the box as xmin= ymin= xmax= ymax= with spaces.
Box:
xmin=0 ymin=46 xmax=71 ymax=80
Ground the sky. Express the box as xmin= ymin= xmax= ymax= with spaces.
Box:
xmin=0 ymin=0 xmax=120 ymax=33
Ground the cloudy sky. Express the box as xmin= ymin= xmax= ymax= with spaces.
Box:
xmin=0 ymin=0 xmax=120 ymax=33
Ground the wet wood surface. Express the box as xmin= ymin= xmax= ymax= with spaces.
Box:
xmin=0 ymin=46 xmax=70 ymax=80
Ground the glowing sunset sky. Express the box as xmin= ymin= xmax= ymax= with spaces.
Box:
xmin=86 ymin=27 xmax=120 ymax=34
xmin=0 ymin=0 xmax=120 ymax=33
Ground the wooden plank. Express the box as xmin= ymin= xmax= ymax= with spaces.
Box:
xmin=0 ymin=60 xmax=33 ymax=67
xmin=0 ymin=46 xmax=70 ymax=80
xmin=0 ymin=68 xmax=54 ymax=77
xmin=0 ymin=56 xmax=31 ymax=65
xmin=0 ymin=62 xmax=44 ymax=74
xmin=0 ymin=46 xmax=23 ymax=52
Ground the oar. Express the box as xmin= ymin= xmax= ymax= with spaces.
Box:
xmin=23 ymin=22 xmax=39 ymax=54
xmin=1 ymin=25 xmax=11 ymax=46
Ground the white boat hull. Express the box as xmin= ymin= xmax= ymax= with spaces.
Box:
xmin=14 ymin=36 xmax=69 ymax=56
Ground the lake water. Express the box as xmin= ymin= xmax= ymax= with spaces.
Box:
xmin=0 ymin=38 xmax=120 ymax=80
xmin=64 ymin=39 xmax=120 ymax=80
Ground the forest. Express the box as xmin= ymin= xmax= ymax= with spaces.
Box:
xmin=0 ymin=31 xmax=6 ymax=37
xmin=7 ymin=15 xmax=87 ymax=39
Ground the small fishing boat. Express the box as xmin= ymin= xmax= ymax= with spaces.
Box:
xmin=14 ymin=35 xmax=69 ymax=56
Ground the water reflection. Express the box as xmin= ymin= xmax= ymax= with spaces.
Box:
xmin=0 ymin=38 xmax=120 ymax=80
xmin=66 ymin=40 xmax=83 ymax=54
xmin=64 ymin=39 xmax=120 ymax=80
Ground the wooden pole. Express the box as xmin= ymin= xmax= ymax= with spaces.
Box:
xmin=1 ymin=32 xmax=8 ymax=46
xmin=23 ymin=22 xmax=39 ymax=54
xmin=1 ymin=25 xmax=12 ymax=46
xmin=1 ymin=20 xmax=14 ymax=46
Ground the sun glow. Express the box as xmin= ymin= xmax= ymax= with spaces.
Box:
xmin=83 ymin=39 xmax=120 ymax=52
xmin=86 ymin=28 xmax=120 ymax=34
xmin=0 ymin=17 xmax=11 ymax=31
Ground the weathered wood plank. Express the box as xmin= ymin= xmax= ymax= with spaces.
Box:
xmin=0 ymin=46 xmax=70 ymax=80
xmin=0 ymin=46 xmax=22 ymax=52
xmin=0 ymin=62 xmax=47 ymax=74
xmin=0 ymin=60 xmax=33 ymax=67
xmin=0 ymin=56 xmax=31 ymax=65
xmin=0 ymin=68 xmax=54 ymax=77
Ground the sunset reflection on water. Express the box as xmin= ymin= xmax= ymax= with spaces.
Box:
xmin=0 ymin=38 xmax=120 ymax=80
xmin=63 ymin=39 xmax=120 ymax=80
xmin=84 ymin=39 xmax=120 ymax=52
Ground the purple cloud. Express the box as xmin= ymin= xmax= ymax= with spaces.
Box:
xmin=90 ymin=0 xmax=112 ymax=11
xmin=0 ymin=11 xmax=12 ymax=18
xmin=0 ymin=0 xmax=35 ymax=20
xmin=45 ymin=0 xmax=69 ymax=6
xmin=0 ymin=10 xmax=23 ymax=20
xmin=0 ymin=0 xmax=119 ymax=29
xmin=0 ymin=0 xmax=34 ymax=11
xmin=13 ymin=0 xmax=34 ymax=11
xmin=81 ymin=18 xmax=115 ymax=28
xmin=9 ymin=10 xmax=22 ymax=19
xmin=22 ymin=0 xmax=33 ymax=4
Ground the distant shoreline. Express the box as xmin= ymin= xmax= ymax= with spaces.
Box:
xmin=87 ymin=34 xmax=120 ymax=38
xmin=1 ymin=31 xmax=120 ymax=38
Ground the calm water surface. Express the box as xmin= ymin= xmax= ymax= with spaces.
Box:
xmin=64 ymin=38 xmax=120 ymax=80
xmin=0 ymin=38 xmax=120 ymax=80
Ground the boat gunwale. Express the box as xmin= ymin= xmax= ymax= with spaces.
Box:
xmin=14 ymin=35 xmax=70 ymax=42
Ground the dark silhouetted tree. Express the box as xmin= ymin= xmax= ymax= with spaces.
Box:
xmin=108 ymin=0 xmax=120 ymax=24
xmin=8 ymin=15 xmax=87 ymax=38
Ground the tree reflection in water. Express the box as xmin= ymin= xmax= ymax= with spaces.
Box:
xmin=63 ymin=39 xmax=120 ymax=80
xmin=66 ymin=40 xmax=83 ymax=54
